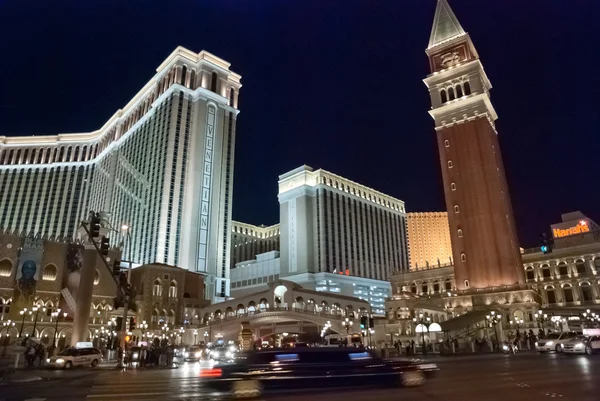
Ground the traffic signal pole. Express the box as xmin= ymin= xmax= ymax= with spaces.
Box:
xmin=118 ymin=229 xmax=132 ymax=369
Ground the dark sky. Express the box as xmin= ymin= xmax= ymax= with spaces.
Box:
xmin=0 ymin=0 xmax=598 ymax=248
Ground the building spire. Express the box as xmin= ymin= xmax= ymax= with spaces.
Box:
xmin=427 ymin=0 xmax=466 ymax=50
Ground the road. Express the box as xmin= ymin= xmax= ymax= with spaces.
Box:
xmin=1 ymin=352 xmax=599 ymax=401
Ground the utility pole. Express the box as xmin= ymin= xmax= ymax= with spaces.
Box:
xmin=118 ymin=225 xmax=133 ymax=369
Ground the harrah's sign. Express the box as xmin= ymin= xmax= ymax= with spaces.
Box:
xmin=553 ymin=220 xmax=590 ymax=238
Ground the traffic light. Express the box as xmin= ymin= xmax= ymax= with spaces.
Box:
xmin=360 ymin=316 xmax=367 ymax=329
xmin=540 ymin=232 xmax=553 ymax=254
xmin=129 ymin=317 xmax=136 ymax=330
xmin=90 ymin=213 xmax=101 ymax=238
xmin=112 ymin=259 xmax=121 ymax=276
xmin=100 ymin=236 xmax=110 ymax=256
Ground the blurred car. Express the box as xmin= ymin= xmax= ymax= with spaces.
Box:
xmin=209 ymin=346 xmax=237 ymax=363
xmin=202 ymin=348 xmax=437 ymax=398
xmin=562 ymin=335 xmax=600 ymax=355
xmin=184 ymin=346 xmax=206 ymax=362
xmin=47 ymin=347 xmax=102 ymax=369
xmin=535 ymin=332 xmax=581 ymax=352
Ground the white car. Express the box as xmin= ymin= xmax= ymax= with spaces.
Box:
xmin=536 ymin=332 xmax=581 ymax=353
xmin=47 ymin=347 xmax=103 ymax=369
xmin=562 ymin=335 xmax=600 ymax=355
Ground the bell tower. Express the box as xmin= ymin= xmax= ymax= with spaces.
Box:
xmin=423 ymin=0 xmax=525 ymax=291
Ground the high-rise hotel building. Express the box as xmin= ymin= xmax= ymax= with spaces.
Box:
xmin=0 ymin=47 xmax=241 ymax=300
xmin=406 ymin=212 xmax=453 ymax=270
xmin=278 ymin=165 xmax=409 ymax=281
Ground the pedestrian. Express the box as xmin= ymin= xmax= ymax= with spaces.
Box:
xmin=140 ymin=347 xmax=146 ymax=368
xmin=453 ymin=338 xmax=459 ymax=352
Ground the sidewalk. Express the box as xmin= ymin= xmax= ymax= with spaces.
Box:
xmin=0 ymin=370 xmax=42 ymax=385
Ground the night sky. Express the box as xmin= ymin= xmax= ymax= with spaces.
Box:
xmin=0 ymin=0 xmax=598 ymax=248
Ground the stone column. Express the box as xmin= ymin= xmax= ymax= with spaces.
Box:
xmin=70 ymin=245 xmax=97 ymax=346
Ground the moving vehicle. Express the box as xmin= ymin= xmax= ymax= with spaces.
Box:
xmin=502 ymin=342 xmax=518 ymax=354
xmin=184 ymin=346 xmax=206 ymax=362
xmin=203 ymin=347 xmax=437 ymax=398
xmin=562 ymin=335 xmax=600 ymax=355
xmin=535 ymin=332 xmax=581 ymax=352
xmin=209 ymin=345 xmax=237 ymax=363
xmin=46 ymin=347 xmax=102 ymax=369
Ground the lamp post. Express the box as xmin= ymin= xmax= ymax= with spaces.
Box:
xmin=140 ymin=320 xmax=148 ymax=341
xmin=51 ymin=310 xmax=67 ymax=350
xmin=116 ymin=224 xmax=134 ymax=368
xmin=31 ymin=306 xmax=46 ymax=338
xmin=18 ymin=308 xmax=30 ymax=338
xmin=413 ymin=313 xmax=431 ymax=356
xmin=178 ymin=327 xmax=185 ymax=345
xmin=535 ymin=310 xmax=548 ymax=330
xmin=342 ymin=317 xmax=353 ymax=346
xmin=486 ymin=311 xmax=502 ymax=351
xmin=321 ymin=321 xmax=332 ymax=345
xmin=203 ymin=330 xmax=208 ymax=345
xmin=193 ymin=329 xmax=198 ymax=345
xmin=1 ymin=320 xmax=15 ymax=355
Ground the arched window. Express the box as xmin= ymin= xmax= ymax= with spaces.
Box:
xmin=58 ymin=147 xmax=65 ymax=162
xmin=42 ymin=264 xmax=57 ymax=281
xmin=410 ymin=283 xmax=417 ymax=294
xmin=440 ymin=89 xmax=447 ymax=103
xmin=450 ymin=182 xmax=456 ymax=191
xmin=563 ymin=284 xmax=574 ymax=303
xmin=421 ymin=283 xmax=428 ymax=294
xmin=94 ymin=269 xmax=100 ymax=285
xmin=456 ymin=84 xmax=463 ymax=97
xmin=433 ymin=282 xmax=440 ymax=293
xmin=15 ymin=149 xmax=21 ymax=163
xmin=541 ymin=264 xmax=551 ymax=278
xmin=152 ymin=309 xmax=159 ymax=323
xmin=558 ymin=262 xmax=569 ymax=277
xmin=546 ymin=286 xmax=556 ymax=304
xmin=180 ymin=65 xmax=187 ymax=86
xmin=189 ymin=69 xmax=196 ymax=89
xmin=169 ymin=281 xmax=177 ymax=298
xmin=448 ymin=87 xmax=455 ymax=101
xmin=444 ymin=139 xmax=450 ymax=148
xmin=447 ymin=160 xmax=453 ymax=168
xmin=153 ymin=279 xmax=162 ymax=296
xmin=460 ymin=253 xmax=467 ymax=262
xmin=463 ymin=81 xmax=471 ymax=95
xmin=445 ymin=279 xmax=452 ymax=291
xmin=23 ymin=149 xmax=29 ymax=164
xmin=457 ymin=229 xmax=463 ymax=238
xmin=229 ymin=88 xmax=235 ymax=107
xmin=0 ymin=259 xmax=12 ymax=277
xmin=0 ymin=298 xmax=11 ymax=320
xmin=464 ymin=280 xmax=470 ymax=288
xmin=210 ymin=71 xmax=218 ymax=92
xmin=525 ymin=267 xmax=535 ymax=281
xmin=454 ymin=205 xmax=460 ymax=213
xmin=575 ymin=260 xmax=586 ymax=274
xmin=580 ymin=282 xmax=593 ymax=302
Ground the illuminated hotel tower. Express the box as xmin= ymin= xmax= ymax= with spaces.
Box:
xmin=423 ymin=1 xmax=524 ymax=290
xmin=0 ymin=47 xmax=241 ymax=300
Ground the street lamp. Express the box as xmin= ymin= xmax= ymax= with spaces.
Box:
xmin=1 ymin=320 xmax=15 ymax=355
xmin=413 ymin=313 xmax=431 ymax=356
xmin=140 ymin=320 xmax=148 ymax=340
xmin=31 ymin=306 xmax=46 ymax=338
xmin=486 ymin=311 xmax=502 ymax=350
xmin=193 ymin=329 xmax=198 ymax=345
xmin=342 ymin=317 xmax=353 ymax=346
xmin=178 ymin=327 xmax=185 ymax=345
xmin=18 ymin=308 xmax=30 ymax=338
xmin=535 ymin=310 xmax=548 ymax=329
xmin=51 ymin=309 xmax=67 ymax=351
xmin=203 ymin=330 xmax=208 ymax=345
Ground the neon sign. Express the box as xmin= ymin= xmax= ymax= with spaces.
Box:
xmin=553 ymin=220 xmax=589 ymax=238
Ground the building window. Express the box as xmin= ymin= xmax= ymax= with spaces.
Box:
xmin=463 ymin=81 xmax=471 ymax=95
xmin=541 ymin=265 xmax=551 ymax=278
xmin=229 ymin=88 xmax=235 ymax=107
xmin=558 ymin=262 xmax=569 ymax=277
xmin=457 ymin=229 xmax=463 ymax=238
xmin=547 ymin=288 xmax=556 ymax=304
xmin=180 ymin=65 xmax=187 ymax=86
xmin=440 ymin=89 xmax=447 ymax=103
xmin=450 ymin=182 xmax=456 ymax=191
xmin=464 ymin=279 xmax=470 ymax=288
xmin=444 ymin=139 xmax=450 ymax=148
xmin=448 ymin=87 xmax=455 ymax=101
xmin=211 ymin=71 xmax=218 ymax=92
xmin=0 ymin=259 xmax=12 ymax=277
xmin=456 ymin=84 xmax=463 ymax=97
xmin=454 ymin=205 xmax=460 ymax=213
xmin=563 ymin=284 xmax=574 ymax=303
xmin=581 ymin=282 xmax=593 ymax=302
xmin=153 ymin=279 xmax=162 ymax=296
xmin=576 ymin=260 xmax=586 ymax=275
xmin=169 ymin=281 xmax=177 ymax=298
xmin=460 ymin=253 xmax=466 ymax=262
xmin=421 ymin=283 xmax=428 ymax=294
xmin=42 ymin=264 xmax=57 ymax=281
xmin=445 ymin=280 xmax=452 ymax=291
xmin=447 ymin=160 xmax=453 ymax=168
xmin=526 ymin=268 xmax=535 ymax=281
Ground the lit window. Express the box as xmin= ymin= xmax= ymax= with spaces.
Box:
xmin=461 ymin=253 xmax=467 ymax=262
xmin=444 ymin=139 xmax=450 ymax=148
xmin=447 ymin=160 xmax=453 ymax=168
xmin=457 ymin=229 xmax=463 ymax=238
xmin=450 ymin=182 xmax=456 ymax=191
xmin=454 ymin=205 xmax=460 ymax=213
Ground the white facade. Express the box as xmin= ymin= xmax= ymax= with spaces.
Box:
xmin=278 ymin=165 xmax=409 ymax=281
xmin=0 ymin=47 xmax=242 ymax=301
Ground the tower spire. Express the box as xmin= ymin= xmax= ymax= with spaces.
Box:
xmin=428 ymin=0 xmax=466 ymax=50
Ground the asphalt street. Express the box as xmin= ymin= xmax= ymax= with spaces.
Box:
xmin=1 ymin=352 xmax=599 ymax=401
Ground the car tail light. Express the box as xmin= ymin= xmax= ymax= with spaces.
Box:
xmin=200 ymin=368 xmax=222 ymax=378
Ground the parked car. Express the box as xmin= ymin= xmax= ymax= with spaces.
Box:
xmin=46 ymin=347 xmax=102 ymax=369
xmin=202 ymin=347 xmax=437 ymax=398
xmin=535 ymin=332 xmax=581 ymax=352
xmin=562 ymin=335 xmax=600 ymax=355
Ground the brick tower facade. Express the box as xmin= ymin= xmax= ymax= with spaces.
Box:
xmin=423 ymin=0 xmax=524 ymax=291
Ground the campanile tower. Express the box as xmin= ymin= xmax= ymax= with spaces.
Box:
xmin=423 ymin=0 xmax=524 ymax=291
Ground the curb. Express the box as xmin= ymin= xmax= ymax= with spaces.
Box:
xmin=0 ymin=376 xmax=42 ymax=385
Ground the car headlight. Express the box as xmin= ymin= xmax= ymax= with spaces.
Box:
xmin=195 ymin=352 xmax=201 ymax=358
xmin=546 ymin=341 xmax=554 ymax=346
xmin=229 ymin=345 xmax=236 ymax=352
xmin=535 ymin=342 xmax=538 ymax=347
xmin=575 ymin=343 xmax=584 ymax=348
xmin=46 ymin=358 xmax=51 ymax=363
xmin=184 ymin=352 xmax=189 ymax=357
xmin=133 ymin=353 xmax=139 ymax=359
xmin=56 ymin=358 xmax=65 ymax=364
xmin=226 ymin=351 xmax=233 ymax=358
xmin=502 ymin=345 xmax=509 ymax=350
xmin=212 ymin=351 xmax=219 ymax=358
